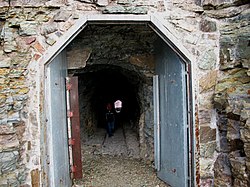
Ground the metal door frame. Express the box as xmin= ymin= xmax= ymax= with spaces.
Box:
xmin=44 ymin=50 xmax=71 ymax=187
xmin=40 ymin=15 xmax=195 ymax=186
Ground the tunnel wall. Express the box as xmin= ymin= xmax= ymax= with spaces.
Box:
xmin=0 ymin=0 xmax=249 ymax=186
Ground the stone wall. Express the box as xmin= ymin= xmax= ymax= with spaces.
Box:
xmin=212 ymin=2 xmax=250 ymax=186
xmin=0 ymin=0 xmax=249 ymax=186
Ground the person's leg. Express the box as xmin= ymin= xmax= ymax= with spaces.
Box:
xmin=107 ymin=122 xmax=113 ymax=137
xmin=111 ymin=121 xmax=115 ymax=134
xmin=107 ymin=122 xmax=111 ymax=136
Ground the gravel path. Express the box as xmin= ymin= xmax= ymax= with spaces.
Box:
xmin=73 ymin=127 xmax=170 ymax=187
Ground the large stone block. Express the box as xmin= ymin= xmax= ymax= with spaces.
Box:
xmin=200 ymin=18 xmax=217 ymax=32
xmin=10 ymin=52 xmax=32 ymax=68
xmin=199 ymin=92 xmax=214 ymax=110
xmin=200 ymin=158 xmax=214 ymax=178
xmin=215 ymin=69 xmax=249 ymax=93
xmin=219 ymin=18 xmax=250 ymax=70
xmin=198 ymin=109 xmax=211 ymax=125
xmin=236 ymin=34 xmax=250 ymax=65
xmin=8 ymin=69 xmax=25 ymax=78
xmin=19 ymin=21 xmax=38 ymax=36
xmin=0 ymin=134 xmax=19 ymax=152
xmin=200 ymin=141 xmax=217 ymax=158
xmin=33 ymin=41 xmax=45 ymax=54
xmin=244 ymin=143 xmax=250 ymax=158
xmin=0 ymin=151 xmax=19 ymax=174
xmin=227 ymin=119 xmax=240 ymax=140
xmin=204 ymin=4 xmax=249 ymax=19
xmin=214 ymin=69 xmax=250 ymax=112
xmin=97 ymin=0 xmax=109 ymax=6
xmin=241 ymin=104 xmax=250 ymax=121
xmin=218 ymin=134 xmax=229 ymax=153
xmin=0 ymin=172 xmax=18 ymax=186
xmin=41 ymin=22 xmax=58 ymax=36
xmin=13 ymin=122 xmax=25 ymax=140
xmin=217 ymin=114 xmax=228 ymax=131
xmin=214 ymin=153 xmax=232 ymax=186
xmin=0 ymin=124 xmax=15 ymax=134
xmin=200 ymin=126 xmax=216 ymax=143
xmin=67 ymin=48 xmax=92 ymax=69
xmin=228 ymin=139 xmax=244 ymax=153
xmin=199 ymin=70 xmax=218 ymax=92
xmin=45 ymin=36 xmax=56 ymax=46
xmin=213 ymin=92 xmax=228 ymax=110
xmin=229 ymin=156 xmax=249 ymax=186
xmin=0 ymin=54 xmax=11 ymax=68
xmin=241 ymin=128 xmax=250 ymax=144
xmin=198 ymin=49 xmax=217 ymax=70
xmin=4 ymin=40 xmax=18 ymax=53
xmin=53 ymin=10 xmax=72 ymax=22
xmin=202 ymin=0 xmax=247 ymax=9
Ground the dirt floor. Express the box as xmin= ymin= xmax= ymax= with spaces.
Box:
xmin=73 ymin=127 xmax=170 ymax=187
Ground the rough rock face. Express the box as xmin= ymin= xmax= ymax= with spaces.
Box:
xmin=212 ymin=3 xmax=250 ymax=185
xmin=0 ymin=0 xmax=249 ymax=186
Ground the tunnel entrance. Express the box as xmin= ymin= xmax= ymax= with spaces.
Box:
xmin=75 ymin=64 xmax=141 ymax=133
xmin=66 ymin=23 xmax=158 ymax=166
xmin=43 ymin=16 xmax=194 ymax=187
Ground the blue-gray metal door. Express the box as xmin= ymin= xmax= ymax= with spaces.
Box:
xmin=46 ymin=50 xmax=71 ymax=187
xmin=154 ymin=39 xmax=188 ymax=187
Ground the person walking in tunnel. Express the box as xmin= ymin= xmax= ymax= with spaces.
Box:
xmin=106 ymin=103 xmax=115 ymax=137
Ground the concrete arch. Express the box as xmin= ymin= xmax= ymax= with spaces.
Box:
xmin=39 ymin=14 xmax=194 ymax=66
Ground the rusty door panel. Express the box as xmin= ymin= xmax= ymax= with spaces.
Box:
xmin=68 ymin=76 xmax=83 ymax=179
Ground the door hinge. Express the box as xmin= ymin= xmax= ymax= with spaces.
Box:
xmin=67 ymin=111 xmax=73 ymax=118
xmin=66 ymin=82 xmax=72 ymax=91
xmin=71 ymin=165 xmax=77 ymax=173
xmin=68 ymin=138 xmax=75 ymax=145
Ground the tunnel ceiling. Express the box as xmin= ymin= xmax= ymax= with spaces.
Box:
xmin=67 ymin=23 xmax=159 ymax=75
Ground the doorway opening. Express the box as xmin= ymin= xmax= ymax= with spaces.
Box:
xmin=43 ymin=17 xmax=194 ymax=187
xmin=75 ymin=65 xmax=141 ymax=135
xmin=66 ymin=23 xmax=158 ymax=163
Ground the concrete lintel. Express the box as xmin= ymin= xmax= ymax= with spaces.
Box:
xmin=87 ymin=14 xmax=151 ymax=22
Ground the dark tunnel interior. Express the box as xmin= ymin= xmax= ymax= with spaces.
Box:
xmin=75 ymin=64 xmax=142 ymax=130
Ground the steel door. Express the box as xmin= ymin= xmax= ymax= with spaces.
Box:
xmin=154 ymin=39 xmax=188 ymax=187
xmin=46 ymin=50 xmax=71 ymax=187
xmin=66 ymin=76 xmax=83 ymax=179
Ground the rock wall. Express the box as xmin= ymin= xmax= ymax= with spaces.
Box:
xmin=212 ymin=2 xmax=250 ymax=186
xmin=0 ymin=0 xmax=249 ymax=186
